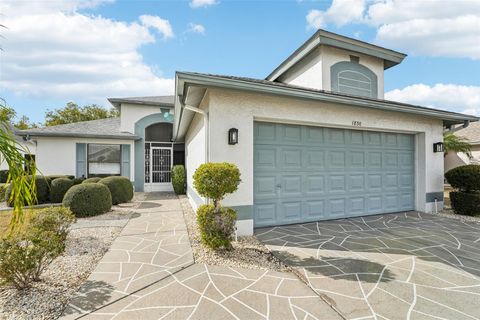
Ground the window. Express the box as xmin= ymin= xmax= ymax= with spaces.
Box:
xmin=88 ymin=144 xmax=121 ymax=177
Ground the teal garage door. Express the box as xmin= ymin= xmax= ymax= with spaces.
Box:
xmin=254 ymin=122 xmax=415 ymax=227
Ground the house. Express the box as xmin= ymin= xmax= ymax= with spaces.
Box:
xmin=18 ymin=29 xmax=477 ymax=235
xmin=444 ymin=121 xmax=480 ymax=173
xmin=0 ymin=123 xmax=36 ymax=172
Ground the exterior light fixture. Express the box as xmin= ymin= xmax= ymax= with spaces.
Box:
xmin=228 ymin=128 xmax=238 ymax=145
xmin=433 ymin=142 xmax=444 ymax=153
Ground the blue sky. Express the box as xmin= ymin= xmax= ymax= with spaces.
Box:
xmin=1 ymin=0 xmax=479 ymax=123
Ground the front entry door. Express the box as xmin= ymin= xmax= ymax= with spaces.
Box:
xmin=145 ymin=146 xmax=173 ymax=192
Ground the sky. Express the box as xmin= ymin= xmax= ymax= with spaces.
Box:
xmin=0 ymin=0 xmax=479 ymax=124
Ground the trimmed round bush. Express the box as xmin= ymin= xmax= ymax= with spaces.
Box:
xmin=5 ymin=176 xmax=51 ymax=206
xmin=82 ymin=177 xmax=102 ymax=184
xmin=63 ymin=183 xmax=112 ymax=217
xmin=0 ymin=170 xmax=8 ymax=183
xmin=72 ymin=177 xmax=85 ymax=185
xmin=450 ymin=191 xmax=480 ymax=216
xmin=99 ymin=176 xmax=133 ymax=205
xmin=50 ymin=178 xmax=74 ymax=203
xmin=445 ymin=165 xmax=480 ymax=192
xmin=172 ymin=165 xmax=186 ymax=195
xmin=193 ymin=163 xmax=241 ymax=206
xmin=46 ymin=175 xmax=75 ymax=181
xmin=197 ymin=204 xmax=237 ymax=250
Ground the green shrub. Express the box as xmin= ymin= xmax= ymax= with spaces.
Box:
xmin=0 ymin=170 xmax=8 ymax=183
xmin=449 ymin=191 xmax=480 ymax=216
xmin=63 ymin=183 xmax=112 ymax=217
xmin=46 ymin=175 xmax=75 ymax=181
xmin=445 ymin=165 xmax=480 ymax=192
xmin=197 ymin=204 xmax=237 ymax=250
xmin=99 ymin=176 xmax=133 ymax=205
xmin=0 ymin=207 xmax=75 ymax=288
xmin=5 ymin=176 xmax=51 ymax=206
xmin=0 ymin=183 xmax=6 ymax=202
xmin=50 ymin=178 xmax=74 ymax=203
xmin=72 ymin=177 xmax=85 ymax=185
xmin=172 ymin=165 xmax=186 ymax=195
xmin=193 ymin=163 xmax=241 ymax=209
xmin=82 ymin=177 xmax=102 ymax=184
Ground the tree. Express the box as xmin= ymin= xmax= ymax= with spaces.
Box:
xmin=0 ymin=105 xmax=15 ymax=123
xmin=0 ymin=105 xmax=37 ymax=129
xmin=44 ymin=102 xmax=119 ymax=126
xmin=444 ymin=132 xmax=472 ymax=158
xmin=15 ymin=115 xmax=38 ymax=130
xmin=0 ymin=104 xmax=37 ymax=231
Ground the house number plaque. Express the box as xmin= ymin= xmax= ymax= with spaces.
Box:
xmin=352 ymin=121 xmax=362 ymax=127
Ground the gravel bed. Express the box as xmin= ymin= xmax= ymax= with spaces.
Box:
xmin=433 ymin=209 xmax=480 ymax=223
xmin=0 ymin=222 xmax=122 ymax=319
xmin=179 ymin=196 xmax=287 ymax=272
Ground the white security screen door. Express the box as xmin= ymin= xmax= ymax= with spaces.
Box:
xmin=145 ymin=146 xmax=173 ymax=192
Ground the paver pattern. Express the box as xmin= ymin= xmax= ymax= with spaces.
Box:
xmin=63 ymin=193 xmax=341 ymax=319
xmin=256 ymin=212 xmax=480 ymax=320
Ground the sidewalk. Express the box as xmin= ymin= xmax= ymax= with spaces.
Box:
xmin=62 ymin=193 xmax=341 ymax=320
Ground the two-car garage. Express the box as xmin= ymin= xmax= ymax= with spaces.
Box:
xmin=253 ymin=121 xmax=415 ymax=228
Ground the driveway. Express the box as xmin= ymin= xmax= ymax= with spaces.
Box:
xmin=63 ymin=193 xmax=341 ymax=320
xmin=256 ymin=212 xmax=480 ymax=320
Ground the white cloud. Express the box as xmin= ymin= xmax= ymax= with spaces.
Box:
xmin=385 ymin=84 xmax=480 ymax=115
xmin=187 ymin=23 xmax=206 ymax=34
xmin=306 ymin=0 xmax=365 ymax=29
xmin=140 ymin=15 xmax=174 ymax=40
xmin=190 ymin=0 xmax=218 ymax=8
xmin=306 ymin=0 xmax=480 ymax=59
xmin=0 ymin=1 xmax=175 ymax=102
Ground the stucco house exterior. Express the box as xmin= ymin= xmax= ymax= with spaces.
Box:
xmin=17 ymin=29 xmax=477 ymax=235
xmin=444 ymin=121 xmax=480 ymax=173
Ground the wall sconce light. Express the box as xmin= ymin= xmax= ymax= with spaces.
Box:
xmin=433 ymin=142 xmax=444 ymax=153
xmin=228 ymin=128 xmax=238 ymax=145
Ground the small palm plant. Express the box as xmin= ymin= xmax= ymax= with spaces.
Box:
xmin=443 ymin=132 xmax=472 ymax=158
xmin=0 ymin=102 xmax=37 ymax=231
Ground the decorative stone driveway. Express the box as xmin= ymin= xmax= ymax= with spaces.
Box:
xmin=256 ymin=212 xmax=480 ymax=320
xmin=62 ymin=194 xmax=341 ymax=320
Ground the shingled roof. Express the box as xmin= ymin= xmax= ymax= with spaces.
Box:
xmin=108 ymin=95 xmax=174 ymax=107
xmin=455 ymin=121 xmax=480 ymax=144
xmin=16 ymin=118 xmax=138 ymax=140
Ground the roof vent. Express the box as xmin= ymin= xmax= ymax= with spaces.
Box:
xmin=350 ymin=55 xmax=360 ymax=63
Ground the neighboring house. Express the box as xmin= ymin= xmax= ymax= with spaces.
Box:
xmin=444 ymin=121 xmax=480 ymax=173
xmin=0 ymin=123 xmax=36 ymax=172
xmin=18 ymin=29 xmax=477 ymax=235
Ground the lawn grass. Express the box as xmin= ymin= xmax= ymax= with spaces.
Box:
xmin=0 ymin=211 xmax=11 ymax=235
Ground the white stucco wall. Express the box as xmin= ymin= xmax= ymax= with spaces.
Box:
xmin=184 ymin=95 xmax=209 ymax=210
xmin=33 ymin=137 xmax=134 ymax=179
xmin=198 ymin=88 xmax=444 ymax=234
xmin=120 ymin=103 xmax=173 ymax=133
xmin=279 ymin=45 xmax=385 ymax=99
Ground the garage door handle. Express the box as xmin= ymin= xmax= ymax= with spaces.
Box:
xmin=276 ymin=184 xmax=282 ymax=188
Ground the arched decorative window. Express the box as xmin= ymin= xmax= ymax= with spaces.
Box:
xmin=145 ymin=122 xmax=173 ymax=142
xmin=330 ymin=61 xmax=378 ymax=98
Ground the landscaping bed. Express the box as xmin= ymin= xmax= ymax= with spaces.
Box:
xmin=179 ymin=195 xmax=287 ymax=272
xmin=0 ymin=206 xmax=133 ymax=320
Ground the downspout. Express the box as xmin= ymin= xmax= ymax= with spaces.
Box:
xmin=183 ymin=103 xmax=209 ymax=163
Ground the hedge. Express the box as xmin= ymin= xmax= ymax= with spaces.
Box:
xmin=46 ymin=175 xmax=75 ymax=181
xmin=63 ymin=183 xmax=112 ymax=217
xmin=445 ymin=165 xmax=480 ymax=192
xmin=50 ymin=178 xmax=74 ymax=203
xmin=450 ymin=191 xmax=480 ymax=216
xmin=99 ymin=176 xmax=133 ymax=205
xmin=172 ymin=165 xmax=186 ymax=195
xmin=5 ymin=176 xmax=51 ymax=206
xmin=72 ymin=178 xmax=85 ymax=185
xmin=82 ymin=177 xmax=102 ymax=184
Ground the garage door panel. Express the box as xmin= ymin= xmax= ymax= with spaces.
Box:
xmin=254 ymin=122 xmax=415 ymax=227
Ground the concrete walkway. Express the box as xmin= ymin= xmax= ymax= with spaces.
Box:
xmin=63 ymin=193 xmax=341 ymax=320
